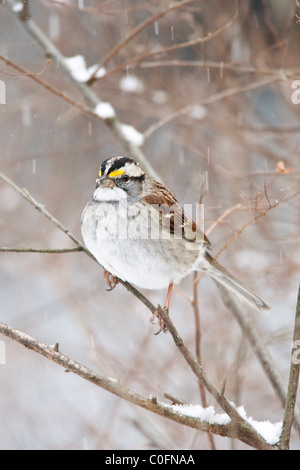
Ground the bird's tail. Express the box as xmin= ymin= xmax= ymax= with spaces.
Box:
xmin=199 ymin=252 xmax=270 ymax=311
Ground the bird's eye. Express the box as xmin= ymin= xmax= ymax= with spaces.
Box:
xmin=121 ymin=174 xmax=129 ymax=183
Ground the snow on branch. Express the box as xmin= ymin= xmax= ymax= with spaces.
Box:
xmin=4 ymin=0 xmax=161 ymax=181
xmin=64 ymin=55 xmax=106 ymax=83
xmin=0 ymin=319 xmax=280 ymax=449
xmin=170 ymin=403 xmax=282 ymax=446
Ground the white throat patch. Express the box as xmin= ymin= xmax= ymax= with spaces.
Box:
xmin=93 ymin=185 xmax=128 ymax=202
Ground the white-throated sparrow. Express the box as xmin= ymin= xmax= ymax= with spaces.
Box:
xmin=81 ymin=156 xmax=269 ymax=331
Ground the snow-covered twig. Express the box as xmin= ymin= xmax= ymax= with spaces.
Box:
xmin=0 ymin=320 xmax=279 ymax=449
xmin=4 ymin=0 xmax=161 ymax=182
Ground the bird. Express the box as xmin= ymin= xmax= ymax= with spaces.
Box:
xmin=81 ymin=156 xmax=270 ymax=332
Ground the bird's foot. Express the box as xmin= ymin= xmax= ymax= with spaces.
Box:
xmin=104 ymin=270 xmax=119 ymax=291
xmin=150 ymin=306 xmax=168 ymax=335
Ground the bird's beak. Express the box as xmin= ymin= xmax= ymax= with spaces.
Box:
xmin=96 ymin=176 xmax=115 ymax=188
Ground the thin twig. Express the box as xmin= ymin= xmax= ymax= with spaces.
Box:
xmin=89 ymin=0 xmax=199 ymax=79
xmin=163 ymin=392 xmax=185 ymax=406
xmin=131 ymin=0 xmax=239 ymax=59
xmin=0 ymin=172 xmax=88 ymax=253
xmin=206 ymin=202 xmax=247 ymax=237
xmin=215 ymin=188 xmax=300 ymax=259
xmin=138 ymin=59 xmax=299 ymax=80
xmin=0 ymin=55 xmax=100 ymax=119
xmin=92 ymin=0 xmax=239 ymax=84
xmin=0 ymin=58 xmax=50 ymax=77
xmin=143 ymin=76 xmax=281 ymax=140
xmin=192 ymin=272 xmax=216 ymax=450
xmin=0 ymin=246 xmax=83 ymax=254
xmin=3 ymin=0 xmax=161 ymax=182
xmin=279 ymin=284 xmax=300 ymax=449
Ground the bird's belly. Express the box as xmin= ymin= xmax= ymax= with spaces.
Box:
xmin=84 ymin=236 xmax=190 ymax=289
xmin=81 ymin=201 xmax=200 ymax=289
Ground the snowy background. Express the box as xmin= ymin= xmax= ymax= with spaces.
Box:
xmin=0 ymin=0 xmax=300 ymax=449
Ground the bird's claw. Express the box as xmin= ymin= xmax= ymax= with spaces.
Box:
xmin=104 ymin=270 xmax=118 ymax=291
xmin=150 ymin=306 xmax=168 ymax=335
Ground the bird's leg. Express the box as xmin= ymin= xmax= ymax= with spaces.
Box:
xmin=150 ymin=283 xmax=174 ymax=335
xmin=104 ymin=270 xmax=119 ymax=291
xmin=164 ymin=282 xmax=174 ymax=311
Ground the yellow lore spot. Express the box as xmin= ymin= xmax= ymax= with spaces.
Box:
xmin=98 ymin=169 xmax=102 ymax=177
xmin=108 ymin=169 xmax=125 ymax=178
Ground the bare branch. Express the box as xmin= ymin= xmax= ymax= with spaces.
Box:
xmin=92 ymin=0 xmax=239 ymax=84
xmin=0 ymin=319 xmax=276 ymax=449
xmin=3 ymin=0 xmax=161 ymax=182
xmin=0 ymin=58 xmax=50 ymax=77
xmin=129 ymin=0 xmax=239 ymax=60
xmin=0 ymin=246 xmax=82 ymax=254
xmin=139 ymin=59 xmax=300 ymax=80
xmin=192 ymin=272 xmax=216 ymax=450
xmin=279 ymin=284 xmax=300 ymax=448
xmin=0 ymin=172 xmax=87 ymax=253
xmin=215 ymin=187 xmax=300 ymax=260
xmin=0 ymin=55 xmax=100 ymax=119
